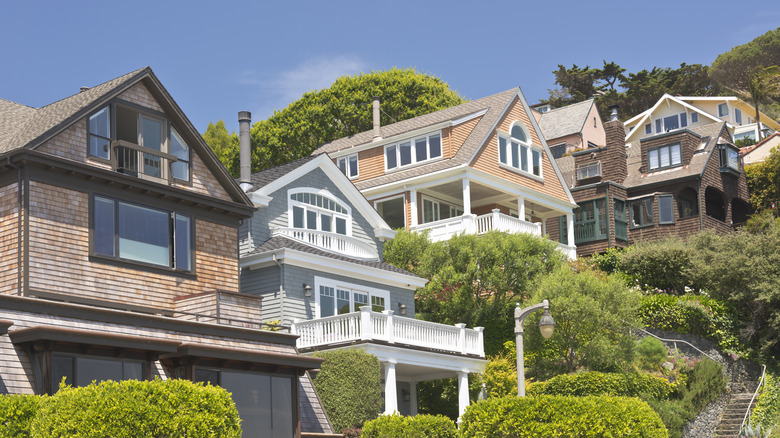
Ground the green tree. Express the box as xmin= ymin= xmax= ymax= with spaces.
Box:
xmin=740 ymin=66 xmax=780 ymax=141
xmin=202 ymin=120 xmax=240 ymax=176
xmin=746 ymin=146 xmax=780 ymax=212
xmin=547 ymin=64 xmax=601 ymax=107
xmin=239 ymin=68 xmax=463 ymax=172
xmin=710 ymin=28 xmax=780 ymax=98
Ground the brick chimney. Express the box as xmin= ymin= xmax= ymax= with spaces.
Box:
xmin=603 ymin=105 xmax=628 ymax=184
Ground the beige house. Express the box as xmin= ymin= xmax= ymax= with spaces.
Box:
xmin=741 ymin=132 xmax=780 ymax=166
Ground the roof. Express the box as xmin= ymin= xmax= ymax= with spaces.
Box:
xmin=537 ymin=99 xmax=595 ymax=141
xmin=245 ymin=155 xmax=319 ymax=192
xmin=248 ymin=236 xmax=415 ymax=276
xmin=556 ymin=155 xmax=576 ymax=189
xmin=741 ymin=132 xmax=780 ymax=157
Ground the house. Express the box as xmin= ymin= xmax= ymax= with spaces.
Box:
xmin=550 ymin=105 xmax=750 ymax=257
xmin=234 ymin=112 xmax=486 ymax=420
xmin=531 ymin=99 xmax=607 ymax=158
xmin=624 ymin=94 xmax=780 ymax=145
xmin=313 ymin=90 xmax=578 ymax=259
xmin=0 ymin=68 xmax=338 ymax=438
xmin=741 ymin=132 xmax=780 ymax=166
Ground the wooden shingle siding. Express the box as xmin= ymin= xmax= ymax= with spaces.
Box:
xmin=121 ymin=83 xmax=163 ymax=113
xmin=470 ymin=97 xmax=569 ymax=203
xmin=26 ymin=181 xmax=239 ymax=309
xmin=356 ymin=145 xmax=385 ymax=182
xmin=449 ymin=116 xmax=481 ymax=159
xmin=0 ymin=183 xmax=19 ymax=295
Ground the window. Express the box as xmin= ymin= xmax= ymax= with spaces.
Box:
xmin=678 ymin=188 xmax=698 ymax=218
xmin=316 ymin=279 xmax=389 ymax=318
xmin=718 ymin=103 xmax=729 ymax=117
xmin=53 ymin=354 xmax=145 ymax=393
xmin=630 ymin=197 xmax=653 ymax=228
xmin=385 ymin=133 xmax=441 ymax=170
xmin=498 ymin=123 xmax=542 ymax=177
xmin=718 ymin=145 xmax=740 ymax=172
xmin=289 ymin=190 xmax=350 ymax=236
xmin=648 ymin=143 xmax=682 ymax=171
xmin=170 ymin=128 xmax=190 ymax=181
xmin=576 ymin=162 xmax=601 ymax=180
xmin=337 ymin=154 xmax=359 ymax=179
xmin=88 ymin=106 xmax=111 ymax=160
xmin=735 ymin=108 xmax=742 ymax=124
xmin=645 ymin=124 xmax=652 ymax=135
xmin=375 ymin=196 xmax=405 ymax=229
xmin=614 ymin=199 xmax=627 ymax=241
xmin=573 ymin=199 xmax=607 ymax=243
xmin=550 ymin=143 xmax=566 ymax=159
xmin=195 ymin=368 xmax=294 ymax=438
xmin=655 ymin=113 xmax=688 ymax=133
xmin=422 ymin=196 xmax=462 ymax=224
xmin=558 ymin=216 xmax=568 ymax=245
xmin=691 ymin=113 xmax=699 ymax=124
xmin=658 ymin=195 xmax=674 ymax=224
xmin=93 ymin=196 xmax=192 ymax=270
xmin=734 ymin=131 xmax=756 ymax=141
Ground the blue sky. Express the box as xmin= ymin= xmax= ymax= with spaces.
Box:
xmin=1 ymin=1 xmax=778 ymax=135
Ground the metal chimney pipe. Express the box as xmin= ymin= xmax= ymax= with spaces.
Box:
xmin=238 ymin=111 xmax=252 ymax=191
xmin=372 ymin=96 xmax=382 ymax=141
xmin=609 ymin=105 xmax=619 ymax=122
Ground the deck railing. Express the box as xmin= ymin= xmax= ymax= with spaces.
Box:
xmin=412 ymin=210 xmax=541 ymax=243
xmin=112 ymin=140 xmax=177 ymax=182
xmin=271 ymin=228 xmax=378 ymax=259
xmin=291 ymin=307 xmax=485 ymax=357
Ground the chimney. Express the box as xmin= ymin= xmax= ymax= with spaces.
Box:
xmin=372 ymin=96 xmax=382 ymax=141
xmin=604 ymin=105 xmax=628 ymax=184
xmin=238 ymin=111 xmax=252 ymax=192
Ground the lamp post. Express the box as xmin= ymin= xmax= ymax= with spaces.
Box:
xmin=515 ymin=299 xmax=555 ymax=397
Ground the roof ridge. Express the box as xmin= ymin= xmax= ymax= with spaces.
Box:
xmin=38 ymin=67 xmax=149 ymax=110
xmin=0 ymin=97 xmax=35 ymax=109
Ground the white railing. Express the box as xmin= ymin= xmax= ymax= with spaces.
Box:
xmin=410 ymin=216 xmax=470 ymax=242
xmin=412 ymin=210 xmax=542 ymax=243
xmin=291 ymin=307 xmax=485 ymax=357
xmin=271 ymin=228 xmax=378 ymax=259
xmin=557 ymin=242 xmax=577 ymax=260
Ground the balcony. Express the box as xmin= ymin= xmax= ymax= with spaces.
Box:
xmin=291 ymin=307 xmax=485 ymax=357
xmin=411 ymin=209 xmax=542 ymax=243
xmin=271 ymin=227 xmax=378 ymax=259
xmin=112 ymin=140 xmax=178 ymax=183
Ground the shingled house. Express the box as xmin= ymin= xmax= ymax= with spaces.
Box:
xmin=0 ymin=68 xmax=337 ymax=438
xmin=531 ymin=98 xmax=606 ymax=159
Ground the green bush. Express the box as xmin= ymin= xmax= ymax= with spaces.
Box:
xmin=312 ymin=349 xmax=382 ymax=432
xmin=753 ymin=374 xmax=780 ymax=429
xmin=30 ymin=379 xmax=241 ymax=437
xmin=361 ymin=414 xmax=457 ymax=438
xmin=636 ymin=337 xmax=668 ymax=371
xmin=644 ymin=398 xmax=692 ymax=438
xmin=617 ymin=238 xmax=695 ymax=294
xmin=683 ymin=359 xmax=726 ymax=412
xmin=527 ymin=371 xmax=676 ymax=400
xmin=459 ymin=395 xmax=668 ymax=437
xmin=0 ymin=394 xmax=41 ymax=437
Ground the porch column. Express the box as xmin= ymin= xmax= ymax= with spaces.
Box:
xmin=541 ymin=218 xmax=547 ymax=236
xmin=383 ymin=361 xmax=398 ymax=415
xmin=462 ymin=179 xmax=471 ymax=215
xmin=457 ymin=371 xmax=469 ymax=424
xmin=567 ymin=213 xmax=575 ymax=246
xmin=409 ymin=381 xmax=418 ymax=416
xmin=517 ymin=197 xmax=525 ymax=220
xmin=410 ymin=190 xmax=418 ymax=227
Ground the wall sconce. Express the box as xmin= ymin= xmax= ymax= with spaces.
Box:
xmin=401 ymin=388 xmax=410 ymax=401
xmin=398 ymin=303 xmax=407 ymax=316
xmin=303 ymin=283 xmax=312 ymax=297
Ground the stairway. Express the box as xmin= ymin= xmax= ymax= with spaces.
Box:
xmin=714 ymin=392 xmax=754 ymax=438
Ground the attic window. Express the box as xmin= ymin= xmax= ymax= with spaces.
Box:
xmin=498 ymin=123 xmax=542 ymax=178
xmin=384 ymin=132 xmax=442 ymax=171
xmin=289 ymin=190 xmax=350 ymax=236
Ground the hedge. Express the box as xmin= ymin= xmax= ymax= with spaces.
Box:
xmin=459 ymin=395 xmax=668 ymax=438
xmin=361 ymin=414 xmax=457 ymax=438
xmin=0 ymin=394 xmax=41 ymax=437
xmin=29 ymin=379 xmax=241 ymax=437
xmin=527 ymin=371 xmax=676 ymax=400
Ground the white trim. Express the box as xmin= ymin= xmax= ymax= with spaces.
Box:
xmin=314 ymin=275 xmax=391 ymax=319
xmin=625 ymin=94 xmax=725 ymax=143
xmin=374 ymin=193 xmax=407 ymax=229
xmin=337 ymin=153 xmax=359 ymax=180
xmin=496 ymin=122 xmax=544 ymax=180
xmin=240 ymin=248 xmax=427 ymax=290
xmin=384 ymin=131 xmax=443 ymax=172
xmin=288 ymin=187 xmax=352 ymax=236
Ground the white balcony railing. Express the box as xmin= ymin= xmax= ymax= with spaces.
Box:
xmin=272 ymin=228 xmax=378 ymax=259
xmin=557 ymin=242 xmax=577 ymax=260
xmin=291 ymin=307 xmax=485 ymax=357
xmin=411 ymin=209 xmax=542 ymax=243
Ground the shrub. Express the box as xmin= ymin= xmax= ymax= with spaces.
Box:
xmin=459 ymin=395 xmax=667 ymax=437
xmin=30 ymin=379 xmax=241 ymax=437
xmin=753 ymin=374 xmax=780 ymax=429
xmin=636 ymin=337 xmax=668 ymax=371
xmin=527 ymin=371 xmax=676 ymax=400
xmin=361 ymin=414 xmax=457 ymax=438
xmin=643 ymin=398 xmax=692 ymax=438
xmin=682 ymin=359 xmax=726 ymax=412
xmin=312 ymin=349 xmax=382 ymax=431
xmin=0 ymin=394 xmax=41 ymax=437
xmin=480 ymin=352 xmax=517 ymax=398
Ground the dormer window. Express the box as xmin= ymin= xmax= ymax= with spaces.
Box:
xmin=385 ymin=132 xmax=442 ymax=171
xmin=289 ymin=190 xmax=350 ymax=235
xmin=337 ymin=154 xmax=358 ymax=179
xmin=648 ymin=143 xmax=682 ymax=171
xmin=498 ymin=123 xmax=542 ymax=178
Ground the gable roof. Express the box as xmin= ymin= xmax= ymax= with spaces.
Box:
xmin=624 ymin=94 xmax=722 ymax=144
xmin=0 ymin=67 xmax=252 ymax=207
xmin=537 ymin=99 xmax=596 ymax=141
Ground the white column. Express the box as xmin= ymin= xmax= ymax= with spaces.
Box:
xmin=517 ymin=197 xmax=525 ymax=220
xmin=409 ymin=381 xmax=418 ymax=416
xmin=457 ymin=371 xmax=469 ymax=424
xmin=462 ymin=178 xmax=471 ymax=215
xmin=541 ymin=218 xmax=547 ymax=236
xmin=567 ymin=213 xmax=575 ymax=247
xmin=410 ymin=190 xmax=418 ymax=227
xmin=360 ymin=306 xmax=372 ymax=341
xmin=384 ymin=361 xmax=398 ymax=415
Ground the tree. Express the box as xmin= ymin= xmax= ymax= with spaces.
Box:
xmin=741 ymin=66 xmax=780 ymax=141
xmin=202 ymin=120 xmax=240 ymax=176
xmin=547 ymin=64 xmax=602 ymax=107
xmin=746 ymin=146 xmax=780 ymax=212
xmin=710 ymin=28 xmax=780 ymax=98
xmin=233 ymin=68 xmax=463 ymax=172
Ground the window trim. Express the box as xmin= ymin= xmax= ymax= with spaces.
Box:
xmin=374 ymin=194 xmax=406 ymax=230
xmin=337 ymin=154 xmax=359 ymax=180
xmin=497 ymin=122 xmax=543 ymax=179
xmin=647 ymin=143 xmax=682 ymax=171
xmin=421 ymin=195 xmax=463 ymax=224
xmin=718 ymin=103 xmax=729 ymax=117
xmin=658 ymin=195 xmax=675 ymax=224
xmin=629 ymin=197 xmax=654 ymax=229
xmin=314 ymin=277 xmax=390 ymax=318
xmin=288 ymin=188 xmax=352 ymax=236
xmin=384 ymin=131 xmax=442 ymax=172
xmin=576 ymin=161 xmax=601 ymax=180
xmin=614 ymin=198 xmax=628 ymax=241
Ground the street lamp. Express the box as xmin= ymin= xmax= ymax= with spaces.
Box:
xmin=515 ymin=300 xmax=555 ymax=397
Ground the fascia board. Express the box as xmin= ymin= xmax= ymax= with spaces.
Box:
xmin=240 ymin=248 xmax=427 ymax=290
xmin=360 ymin=164 xmax=471 ymax=198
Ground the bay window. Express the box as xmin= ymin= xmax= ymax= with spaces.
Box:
xmin=573 ymin=199 xmax=607 ymax=243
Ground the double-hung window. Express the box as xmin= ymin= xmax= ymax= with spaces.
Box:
xmin=289 ymin=191 xmax=350 ymax=236
xmin=337 ymin=154 xmax=359 ymax=179
xmin=658 ymin=195 xmax=674 ymax=224
xmin=718 ymin=103 xmax=729 ymax=117
xmin=317 ymin=279 xmax=389 ymax=318
xmin=576 ymin=162 xmax=601 ymax=180
xmin=648 ymin=143 xmax=682 ymax=171
xmin=93 ymin=196 xmax=192 ymax=271
xmin=630 ymin=197 xmax=653 ymax=228
xmin=421 ymin=196 xmax=463 ymax=224
xmin=385 ymin=133 xmax=441 ymax=171
xmin=498 ymin=123 xmax=542 ymax=177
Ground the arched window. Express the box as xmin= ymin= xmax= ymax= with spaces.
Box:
xmin=289 ymin=190 xmax=351 ymax=235
xmin=498 ymin=122 xmax=542 ymax=177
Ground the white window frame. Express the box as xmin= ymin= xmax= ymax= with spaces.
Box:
xmin=384 ymin=132 xmax=442 ymax=171
xmin=288 ymin=188 xmax=352 ymax=236
xmin=656 ymin=113 xmax=688 ymax=133
xmin=497 ymin=122 xmax=543 ymax=179
xmin=421 ymin=195 xmax=463 ymax=224
xmin=576 ymin=161 xmax=601 ymax=180
xmin=337 ymin=154 xmax=359 ymax=179
xmin=314 ymin=276 xmax=390 ymax=318
xmin=718 ymin=103 xmax=729 ymax=117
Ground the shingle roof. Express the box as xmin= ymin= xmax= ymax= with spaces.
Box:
xmin=0 ymin=68 xmax=148 ymax=154
xmin=313 ymin=88 xmax=520 ymax=190
xmin=556 ymin=155 xmax=576 ymax=189
xmin=248 ymin=236 xmax=415 ymax=276
xmin=299 ymin=371 xmax=334 ymax=434
xmin=537 ymin=99 xmax=595 ymax=141
xmin=245 ymin=155 xmax=319 ymax=193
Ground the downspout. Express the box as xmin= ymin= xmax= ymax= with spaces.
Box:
xmin=6 ymin=157 xmax=22 ymax=296
xmin=698 ymin=178 xmax=703 ymax=231
xmin=273 ymin=253 xmax=285 ymax=321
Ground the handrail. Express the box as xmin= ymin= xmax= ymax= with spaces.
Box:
xmin=633 ymin=326 xmax=719 ymax=362
xmin=740 ymin=364 xmax=767 ymax=433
